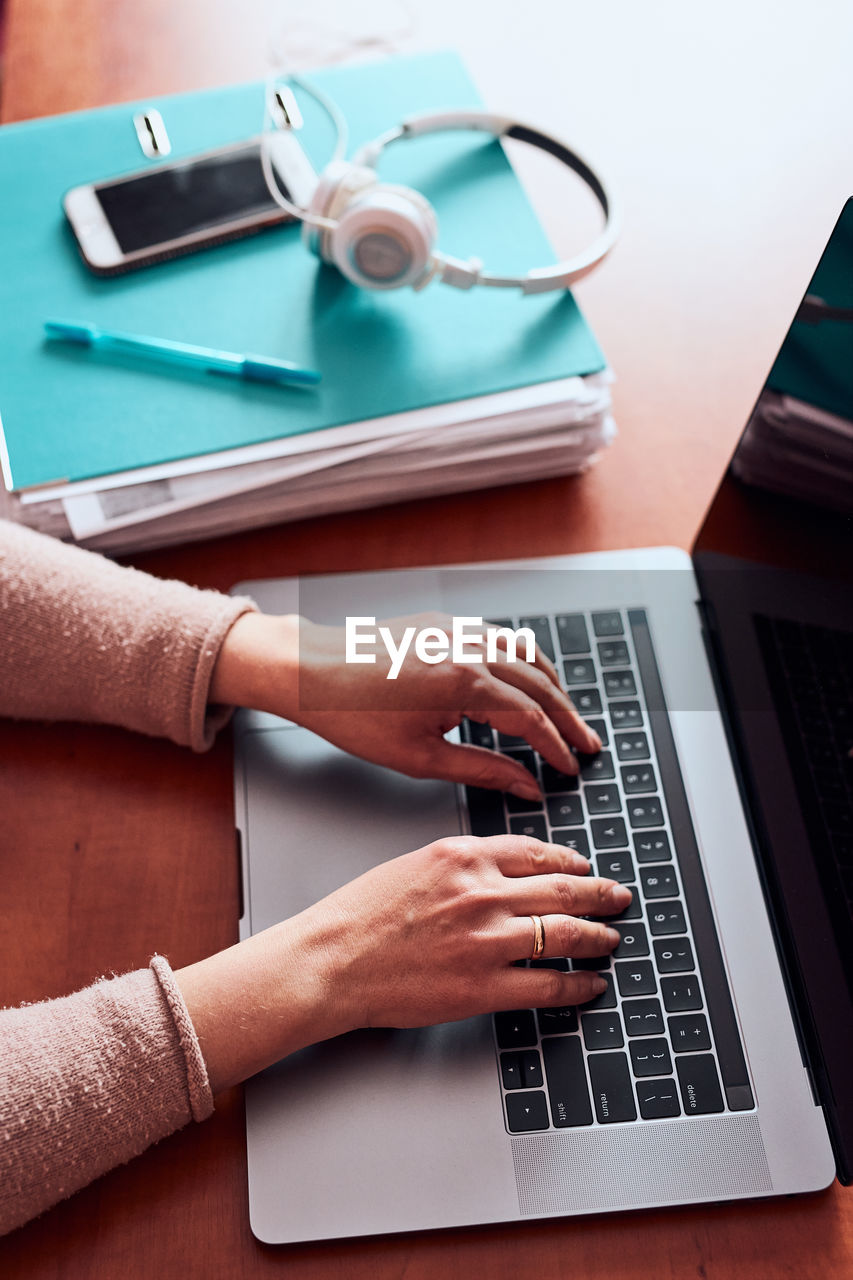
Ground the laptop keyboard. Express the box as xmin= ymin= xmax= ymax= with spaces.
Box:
xmin=461 ymin=608 xmax=755 ymax=1132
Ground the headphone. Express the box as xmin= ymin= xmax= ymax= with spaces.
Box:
xmin=263 ymin=86 xmax=619 ymax=294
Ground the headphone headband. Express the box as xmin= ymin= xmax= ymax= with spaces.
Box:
xmin=350 ymin=109 xmax=620 ymax=293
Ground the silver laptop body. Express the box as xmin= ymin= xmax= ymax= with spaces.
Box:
xmin=233 ymin=550 xmax=834 ymax=1243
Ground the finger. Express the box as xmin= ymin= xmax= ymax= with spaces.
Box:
xmin=502 ymin=912 xmax=621 ymax=962
xmin=490 ymin=629 xmax=563 ymax=692
xmin=487 ymin=655 xmax=601 ymax=754
xmin=507 ymin=873 xmax=632 ymax=920
xmin=424 ymin=739 xmax=542 ymax=801
xmin=499 ymin=966 xmax=609 ymax=1009
xmin=479 ymin=835 xmax=592 ymax=879
xmin=462 ymin=683 xmax=580 ymax=778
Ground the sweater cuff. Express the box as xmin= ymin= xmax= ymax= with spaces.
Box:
xmin=149 ymin=956 xmax=213 ymax=1122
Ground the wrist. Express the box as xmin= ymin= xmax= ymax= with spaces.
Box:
xmin=175 ymin=907 xmax=353 ymax=1094
xmin=209 ymin=611 xmax=300 ymax=718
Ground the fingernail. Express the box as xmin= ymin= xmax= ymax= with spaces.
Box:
xmin=575 ymin=856 xmax=592 ymax=874
xmin=611 ymin=884 xmax=633 ymax=907
xmin=587 ymin=729 xmax=603 ymax=752
xmin=605 ymin=927 xmax=622 ymax=948
xmin=592 ymin=976 xmax=608 ymax=994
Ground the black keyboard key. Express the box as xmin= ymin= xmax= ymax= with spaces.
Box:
xmin=494 ymin=1009 xmax=537 ymax=1049
xmin=564 ymin=658 xmax=597 ymax=686
xmin=648 ymin=901 xmax=688 ymax=935
xmin=574 ymin=688 xmax=603 ymax=716
xmin=640 ymin=866 xmax=679 ymax=898
xmin=634 ymin=830 xmax=672 ymax=863
xmin=630 ymin=1038 xmax=672 ymax=1077
xmin=530 ymin=957 xmax=568 ymax=970
xmin=636 ymin=1078 xmax=680 ymax=1119
xmin=613 ymin=922 xmax=649 ymax=958
xmin=503 ymin=748 xmax=537 ymax=775
xmin=461 ymin=718 xmax=495 ymax=749
xmin=537 ymin=1005 xmax=578 ymax=1036
xmin=586 ymin=784 xmax=621 ymax=815
xmin=505 ymin=1090 xmax=550 ymax=1131
xmin=621 ymin=764 xmax=657 ymax=795
xmin=661 ymin=975 xmax=703 ymax=1012
xmin=599 ymin=640 xmax=630 ymax=667
xmin=622 ymin=997 xmax=664 ymax=1037
xmin=653 ymin=937 xmax=695 ymax=973
xmin=573 ymin=955 xmax=610 ymax=970
xmin=581 ymin=1012 xmax=624 ymax=1050
xmin=519 ymin=1049 xmax=544 ymax=1087
xmin=591 ymin=817 xmax=628 ymax=849
xmin=498 ymin=731 xmax=528 ymax=748
xmin=668 ymin=1014 xmax=711 ymax=1052
xmin=509 ymin=815 xmax=548 ymax=841
xmin=505 ymin=790 xmax=545 ymax=814
xmin=519 ymin=616 xmax=555 ymax=662
xmin=541 ymin=764 xmax=579 ymax=793
xmin=466 ymin=785 xmax=505 ymax=837
xmin=547 ymin=794 xmax=584 ymax=827
xmin=580 ymin=751 xmax=615 ymax=782
xmin=597 ymin=851 xmax=635 ymax=883
xmin=593 ymin=611 xmax=624 ymax=638
xmin=585 ymin=973 xmax=617 ymax=1010
xmin=609 ymin=700 xmax=643 ymax=729
xmin=500 ymin=1052 xmax=524 ymax=1089
xmin=615 ymin=732 xmax=650 ymax=762
xmin=627 ymin=796 xmax=665 ymax=828
xmin=676 ymin=1055 xmax=724 ymax=1114
xmin=556 ymin=613 xmax=591 ymax=655
xmin=543 ymin=1034 xmax=593 ymax=1126
xmin=586 ymin=718 xmax=609 ymax=748
xmin=603 ymin=669 xmax=637 ymax=697
xmin=588 ymin=1053 xmax=637 ymax=1123
xmin=550 ymin=828 xmax=590 ymax=857
xmin=616 ymin=960 xmax=657 ymax=997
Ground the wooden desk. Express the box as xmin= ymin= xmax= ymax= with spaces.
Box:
xmin=2 ymin=1 xmax=852 ymax=1274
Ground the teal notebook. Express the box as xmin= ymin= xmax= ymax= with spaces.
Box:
xmin=0 ymin=51 xmax=605 ymax=492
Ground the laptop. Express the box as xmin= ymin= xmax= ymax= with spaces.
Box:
xmin=232 ymin=200 xmax=853 ymax=1243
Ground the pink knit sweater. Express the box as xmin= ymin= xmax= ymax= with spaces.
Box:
xmin=0 ymin=521 xmax=256 ymax=1235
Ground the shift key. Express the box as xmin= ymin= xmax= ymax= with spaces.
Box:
xmin=543 ymin=1036 xmax=593 ymax=1127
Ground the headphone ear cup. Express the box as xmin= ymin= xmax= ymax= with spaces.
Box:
xmin=301 ymin=161 xmax=379 ymax=263
xmin=330 ymin=184 xmax=439 ymax=290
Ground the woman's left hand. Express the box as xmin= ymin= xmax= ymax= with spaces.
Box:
xmin=210 ymin=611 xmax=601 ymax=800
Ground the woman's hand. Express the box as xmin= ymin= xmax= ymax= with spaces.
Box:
xmin=210 ymin=611 xmax=601 ymax=800
xmin=175 ymin=836 xmax=631 ymax=1093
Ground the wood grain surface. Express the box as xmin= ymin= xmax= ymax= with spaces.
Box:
xmin=2 ymin=0 xmax=852 ymax=1274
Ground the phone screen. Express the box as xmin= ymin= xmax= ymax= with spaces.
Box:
xmin=95 ymin=144 xmax=288 ymax=254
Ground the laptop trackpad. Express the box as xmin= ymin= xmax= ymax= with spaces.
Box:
xmin=241 ymin=725 xmax=465 ymax=932
xmin=239 ymin=725 xmax=522 ymax=1243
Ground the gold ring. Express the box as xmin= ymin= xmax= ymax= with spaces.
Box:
xmin=530 ymin=915 xmax=546 ymax=960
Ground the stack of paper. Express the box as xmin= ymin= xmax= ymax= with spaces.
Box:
xmin=0 ymin=51 xmax=615 ymax=554
xmin=7 ymin=373 xmax=613 ymax=552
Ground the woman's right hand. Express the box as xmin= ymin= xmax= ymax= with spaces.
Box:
xmin=176 ymin=836 xmax=632 ymax=1094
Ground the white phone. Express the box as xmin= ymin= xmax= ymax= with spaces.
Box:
xmin=63 ymin=132 xmax=317 ymax=275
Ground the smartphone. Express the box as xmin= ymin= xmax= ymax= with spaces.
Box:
xmin=63 ymin=132 xmax=317 ymax=275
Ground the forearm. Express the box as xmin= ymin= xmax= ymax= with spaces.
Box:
xmin=0 ymin=960 xmax=212 ymax=1235
xmin=0 ymin=521 xmax=255 ymax=749
xmin=174 ymin=903 xmax=351 ymax=1093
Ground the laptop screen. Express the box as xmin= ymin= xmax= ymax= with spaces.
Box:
xmin=692 ymin=197 xmax=853 ymax=1177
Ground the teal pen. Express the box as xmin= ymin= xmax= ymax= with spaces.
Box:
xmin=44 ymin=320 xmax=321 ymax=387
